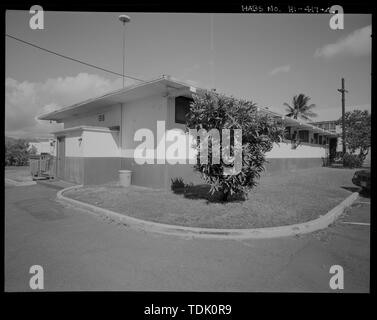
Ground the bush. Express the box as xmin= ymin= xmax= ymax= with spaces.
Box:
xmin=342 ymin=153 xmax=363 ymax=168
xmin=5 ymin=139 xmax=30 ymax=166
xmin=171 ymin=177 xmax=185 ymax=192
xmin=186 ymin=91 xmax=284 ymax=201
xmin=336 ymin=110 xmax=370 ymax=162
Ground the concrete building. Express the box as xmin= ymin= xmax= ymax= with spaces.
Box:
xmin=38 ymin=76 xmax=338 ymax=187
xmin=310 ymin=120 xmax=343 ymax=154
xmin=310 ymin=120 xmax=343 ymax=159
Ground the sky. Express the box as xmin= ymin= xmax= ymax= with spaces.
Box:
xmin=5 ymin=10 xmax=371 ymax=138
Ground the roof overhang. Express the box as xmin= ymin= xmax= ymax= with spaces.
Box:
xmin=257 ymin=108 xmax=337 ymax=137
xmin=38 ymin=76 xmax=202 ymax=122
xmin=52 ymin=125 xmax=120 ymax=136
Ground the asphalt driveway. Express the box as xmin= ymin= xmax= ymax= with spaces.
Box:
xmin=4 ymin=182 xmax=370 ymax=292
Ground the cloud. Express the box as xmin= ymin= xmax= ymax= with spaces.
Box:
xmin=269 ymin=65 xmax=291 ymax=76
xmin=314 ymin=25 xmax=371 ymax=59
xmin=5 ymin=73 xmax=125 ymax=138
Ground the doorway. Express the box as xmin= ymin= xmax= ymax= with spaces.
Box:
xmin=329 ymin=138 xmax=337 ymax=164
xmin=57 ymin=136 xmax=65 ymax=179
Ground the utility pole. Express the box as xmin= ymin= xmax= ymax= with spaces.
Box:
xmin=337 ymin=78 xmax=348 ymax=160
xmin=119 ymin=15 xmax=131 ymax=88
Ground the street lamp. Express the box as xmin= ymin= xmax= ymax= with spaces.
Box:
xmin=119 ymin=15 xmax=131 ymax=88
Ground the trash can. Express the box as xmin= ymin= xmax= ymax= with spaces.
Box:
xmin=119 ymin=170 xmax=132 ymax=187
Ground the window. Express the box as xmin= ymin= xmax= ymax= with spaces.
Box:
xmin=319 ymin=135 xmax=322 ymax=144
xmin=175 ymin=96 xmax=192 ymax=124
xmin=298 ymin=130 xmax=309 ymax=143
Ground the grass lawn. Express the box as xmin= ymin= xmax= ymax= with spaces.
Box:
xmin=64 ymin=167 xmax=359 ymax=229
xmin=5 ymin=166 xmax=33 ymax=182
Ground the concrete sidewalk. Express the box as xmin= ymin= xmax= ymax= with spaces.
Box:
xmin=5 ymin=166 xmax=36 ymax=186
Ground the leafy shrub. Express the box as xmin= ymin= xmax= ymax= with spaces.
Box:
xmin=336 ymin=110 xmax=371 ymax=162
xmin=186 ymin=91 xmax=284 ymax=201
xmin=342 ymin=153 xmax=363 ymax=168
xmin=171 ymin=177 xmax=185 ymax=192
xmin=5 ymin=139 xmax=30 ymax=166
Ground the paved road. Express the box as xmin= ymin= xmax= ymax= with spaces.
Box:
xmin=5 ymin=182 xmax=370 ymax=292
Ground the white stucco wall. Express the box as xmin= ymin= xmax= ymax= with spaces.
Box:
xmin=121 ymin=95 xmax=200 ymax=163
xmin=82 ymin=130 xmax=120 ymax=158
xmin=65 ymin=132 xmax=83 ymax=157
xmin=57 ymin=128 xmax=119 ymax=158
xmin=266 ymin=142 xmax=326 ymax=158
xmin=64 ymin=104 xmax=121 ymax=129
xmin=121 ymin=94 xmax=168 ymax=159
xmin=120 ymin=95 xmax=328 ymax=163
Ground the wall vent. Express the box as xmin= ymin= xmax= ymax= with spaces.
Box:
xmin=98 ymin=114 xmax=105 ymax=122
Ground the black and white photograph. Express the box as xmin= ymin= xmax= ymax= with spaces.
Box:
xmin=3 ymin=2 xmax=372 ymax=298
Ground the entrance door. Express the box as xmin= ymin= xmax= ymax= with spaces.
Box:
xmin=57 ymin=136 xmax=65 ymax=179
xmin=329 ymin=138 xmax=337 ymax=163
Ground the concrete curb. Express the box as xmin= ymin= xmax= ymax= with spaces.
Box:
xmin=5 ymin=178 xmax=37 ymax=187
xmin=57 ymin=185 xmax=359 ymax=239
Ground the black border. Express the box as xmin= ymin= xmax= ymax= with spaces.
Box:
xmin=1 ymin=0 xmax=375 ymax=315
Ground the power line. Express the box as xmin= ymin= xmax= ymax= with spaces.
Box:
xmin=6 ymin=34 xmax=146 ymax=83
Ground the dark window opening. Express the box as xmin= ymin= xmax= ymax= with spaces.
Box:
xmin=298 ymin=130 xmax=309 ymax=143
xmin=313 ymin=133 xmax=318 ymax=144
xmin=175 ymin=96 xmax=193 ymax=124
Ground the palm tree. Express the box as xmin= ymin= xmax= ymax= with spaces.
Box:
xmin=284 ymin=94 xmax=317 ymax=120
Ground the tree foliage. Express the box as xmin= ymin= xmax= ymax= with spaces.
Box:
xmin=336 ymin=109 xmax=371 ymax=162
xmin=186 ymin=91 xmax=284 ymax=201
xmin=30 ymin=145 xmax=38 ymax=155
xmin=284 ymin=94 xmax=317 ymax=120
xmin=5 ymin=139 xmax=31 ymax=166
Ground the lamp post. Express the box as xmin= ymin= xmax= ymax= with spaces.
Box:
xmin=118 ymin=15 xmax=131 ymax=88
